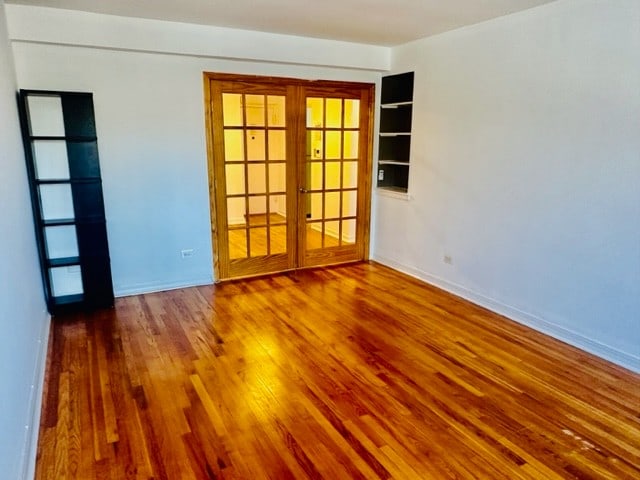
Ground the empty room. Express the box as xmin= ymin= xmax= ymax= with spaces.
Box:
xmin=1 ymin=0 xmax=638 ymax=478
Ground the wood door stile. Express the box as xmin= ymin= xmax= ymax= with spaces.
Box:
xmin=205 ymin=78 xmax=224 ymax=279
xmin=288 ymin=84 xmax=304 ymax=271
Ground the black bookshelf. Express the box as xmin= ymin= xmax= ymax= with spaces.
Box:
xmin=18 ymin=90 xmax=114 ymax=314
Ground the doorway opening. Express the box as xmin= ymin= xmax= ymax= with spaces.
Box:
xmin=204 ymin=73 xmax=373 ymax=280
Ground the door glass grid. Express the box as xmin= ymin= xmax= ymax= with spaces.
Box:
xmin=305 ymin=97 xmax=360 ymax=249
xmin=223 ymin=93 xmax=287 ymax=259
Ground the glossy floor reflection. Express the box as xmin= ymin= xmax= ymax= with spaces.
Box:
xmin=35 ymin=263 xmax=640 ymax=479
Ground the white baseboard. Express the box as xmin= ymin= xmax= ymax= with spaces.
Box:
xmin=228 ymin=216 xmax=245 ymax=226
xmin=22 ymin=312 xmax=51 ymax=480
xmin=115 ymin=275 xmax=214 ymax=298
xmin=373 ymin=255 xmax=640 ymax=373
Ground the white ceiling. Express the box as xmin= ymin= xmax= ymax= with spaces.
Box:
xmin=6 ymin=0 xmax=558 ymax=46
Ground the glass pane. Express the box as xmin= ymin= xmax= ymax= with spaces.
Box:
xmin=229 ymin=229 xmax=247 ymax=259
xmin=342 ymin=219 xmax=356 ymax=245
xmin=49 ymin=266 xmax=83 ymax=296
xmin=342 ymin=190 xmax=357 ymax=217
xmin=326 ymin=98 xmax=342 ymax=128
xmin=268 ymin=130 xmax=286 ymax=161
xmin=27 ymin=95 xmax=65 ymax=136
xmin=308 ymin=193 xmax=323 ymax=221
xmin=225 ymin=164 xmax=245 ymax=195
xmin=343 ymin=161 xmax=358 ymax=189
xmin=33 ymin=141 xmax=69 ymax=180
xmin=325 ymin=221 xmax=341 ymax=247
xmin=227 ymin=197 xmax=246 ymax=226
xmin=343 ymin=131 xmax=359 ymax=159
xmin=269 ymin=194 xmax=286 ymax=220
xmin=306 ymin=222 xmax=323 ymax=250
xmin=268 ymin=163 xmax=286 ymax=193
xmin=308 ymin=162 xmax=323 ymax=191
xmin=344 ymin=99 xmax=360 ymax=128
xmin=246 ymin=130 xmax=265 ymax=161
xmin=267 ymin=96 xmax=285 ymax=127
xmin=224 ymin=130 xmax=244 ymax=161
xmin=325 ymin=131 xmax=341 ymax=159
xmin=45 ymin=225 xmax=78 ymax=259
xmin=250 ymin=228 xmax=268 ymax=256
xmin=248 ymin=196 xmax=267 ymax=224
xmin=270 ymin=225 xmax=287 ymax=254
xmin=247 ymin=164 xmax=266 ymax=194
xmin=325 ymin=162 xmax=341 ymax=190
xmin=245 ymin=95 xmax=265 ymax=127
xmin=39 ymin=184 xmax=74 ymax=220
xmin=308 ymin=131 xmax=323 ymax=160
xmin=325 ymin=192 xmax=340 ymax=219
xmin=307 ymin=98 xmax=323 ymax=128
xmin=222 ymin=93 xmax=243 ymax=126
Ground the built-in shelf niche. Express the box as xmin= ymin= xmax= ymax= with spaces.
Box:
xmin=377 ymin=72 xmax=414 ymax=193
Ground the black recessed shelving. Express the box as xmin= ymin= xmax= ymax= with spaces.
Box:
xmin=377 ymin=72 xmax=414 ymax=193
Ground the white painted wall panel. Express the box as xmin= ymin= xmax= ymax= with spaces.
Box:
xmin=5 ymin=4 xmax=389 ymax=71
xmin=375 ymin=0 xmax=640 ymax=370
xmin=10 ymin=40 xmax=380 ymax=296
xmin=0 ymin=2 xmax=49 ymax=478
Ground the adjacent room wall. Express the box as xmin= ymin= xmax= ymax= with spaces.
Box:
xmin=7 ymin=5 xmax=384 ymax=296
xmin=374 ymin=0 xmax=640 ymax=370
xmin=0 ymin=1 xmax=50 ymax=478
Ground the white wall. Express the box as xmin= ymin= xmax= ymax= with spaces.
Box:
xmin=375 ymin=0 xmax=640 ymax=371
xmin=6 ymin=4 xmax=389 ymax=71
xmin=7 ymin=6 xmax=383 ymax=296
xmin=0 ymin=1 xmax=50 ymax=478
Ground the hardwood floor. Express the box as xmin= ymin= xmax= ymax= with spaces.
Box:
xmin=36 ymin=262 xmax=640 ymax=479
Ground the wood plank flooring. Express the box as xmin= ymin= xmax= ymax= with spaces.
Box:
xmin=36 ymin=262 xmax=640 ymax=479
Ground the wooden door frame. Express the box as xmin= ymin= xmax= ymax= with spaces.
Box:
xmin=203 ymin=72 xmax=374 ymax=281
xmin=297 ymin=83 xmax=374 ymax=269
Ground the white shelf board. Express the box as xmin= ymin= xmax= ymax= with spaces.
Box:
xmin=376 ymin=187 xmax=411 ymax=201
xmin=378 ymin=160 xmax=410 ymax=166
xmin=380 ymin=101 xmax=413 ymax=108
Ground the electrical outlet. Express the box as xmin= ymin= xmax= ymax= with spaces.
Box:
xmin=181 ymin=249 xmax=194 ymax=258
xmin=378 ymin=169 xmax=384 ymax=181
xmin=443 ymin=255 xmax=453 ymax=265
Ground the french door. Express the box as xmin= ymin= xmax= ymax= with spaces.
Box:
xmin=204 ymin=73 xmax=373 ymax=280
